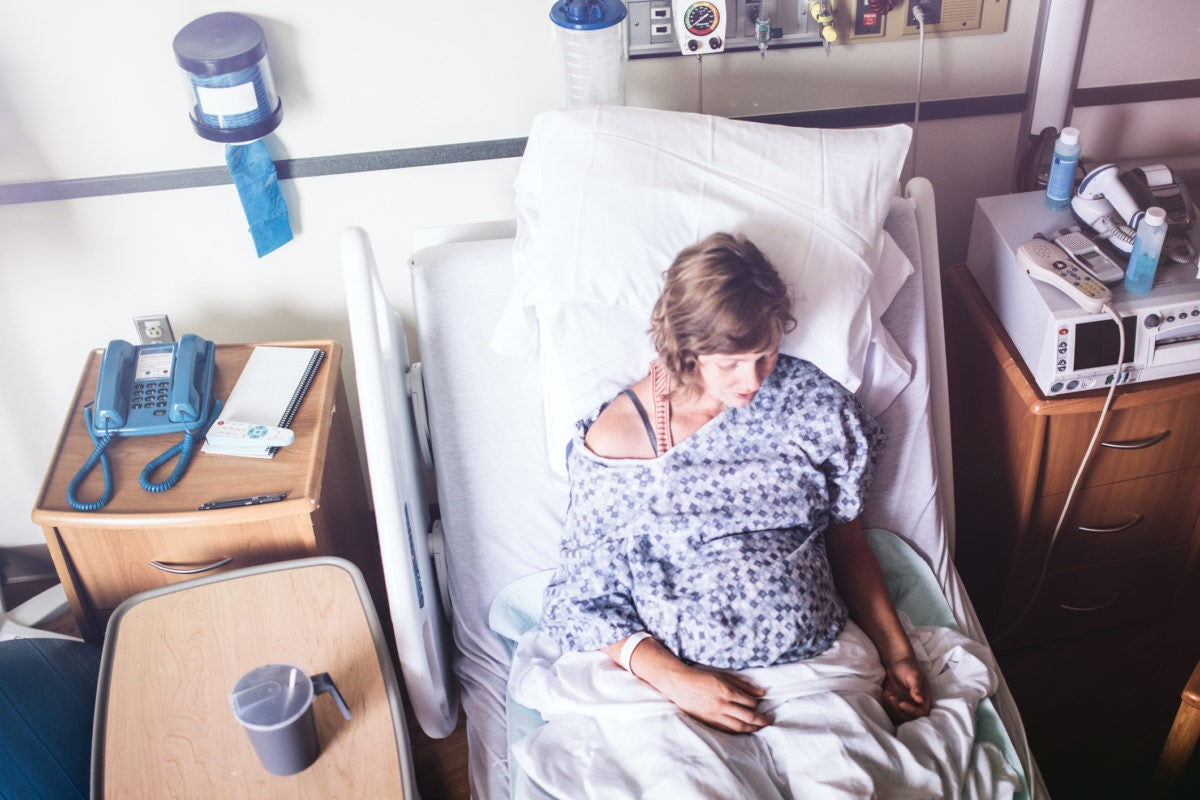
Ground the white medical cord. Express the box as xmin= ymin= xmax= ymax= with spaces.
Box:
xmin=994 ymin=302 xmax=1125 ymax=645
xmin=907 ymin=4 xmax=927 ymax=182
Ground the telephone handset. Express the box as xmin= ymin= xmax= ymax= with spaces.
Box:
xmin=69 ymin=334 xmax=221 ymax=511
xmin=93 ymin=334 xmax=216 ymax=437
xmin=1016 ymin=238 xmax=1112 ymax=314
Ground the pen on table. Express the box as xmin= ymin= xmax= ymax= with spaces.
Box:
xmin=198 ymin=492 xmax=287 ymax=511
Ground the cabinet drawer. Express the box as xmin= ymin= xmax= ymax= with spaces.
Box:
xmin=1022 ymin=467 xmax=1200 ymax=575
xmin=997 ymin=549 xmax=1184 ymax=649
xmin=1040 ymin=395 xmax=1200 ymax=494
xmin=59 ymin=519 xmax=316 ymax=611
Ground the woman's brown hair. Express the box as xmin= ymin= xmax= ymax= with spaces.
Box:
xmin=649 ymin=232 xmax=796 ymax=396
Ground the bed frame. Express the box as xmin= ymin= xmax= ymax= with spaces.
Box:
xmin=342 ymin=177 xmax=1048 ymax=798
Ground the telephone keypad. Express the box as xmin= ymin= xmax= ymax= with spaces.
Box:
xmin=131 ymin=379 xmax=171 ymax=410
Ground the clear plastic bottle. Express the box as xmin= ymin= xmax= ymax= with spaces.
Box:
xmin=1044 ymin=127 xmax=1081 ymax=210
xmin=1123 ymin=206 xmax=1168 ymax=294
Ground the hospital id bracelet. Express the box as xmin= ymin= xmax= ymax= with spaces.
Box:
xmin=618 ymin=631 xmax=654 ymax=672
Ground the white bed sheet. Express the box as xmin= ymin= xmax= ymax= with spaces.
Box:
xmin=409 ymin=196 xmax=1037 ymax=799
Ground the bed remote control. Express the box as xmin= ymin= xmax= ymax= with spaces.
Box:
xmin=206 ymin=420 xmax=295 ymax=448
xmin=1016 ymin=238 xmax=1113 ymax=313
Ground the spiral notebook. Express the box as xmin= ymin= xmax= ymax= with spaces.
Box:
xmin=203 ymin=345 xmax=326 ymax=458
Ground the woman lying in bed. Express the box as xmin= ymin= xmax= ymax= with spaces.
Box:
xmin=541 ymin=231 xmax=932 ymax=735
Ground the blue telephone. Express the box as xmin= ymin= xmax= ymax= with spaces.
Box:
xmin=69 ymin=334 xmax=222 ymax=511
xmin=93 ymin=334 xmax=217 ymax=436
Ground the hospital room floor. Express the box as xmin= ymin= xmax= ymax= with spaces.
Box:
xmin=995 ymin=593 xmax=1200 ymax=800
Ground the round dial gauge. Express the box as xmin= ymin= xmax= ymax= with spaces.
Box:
xmin=683 ymin=1 xmax=720 ymax=36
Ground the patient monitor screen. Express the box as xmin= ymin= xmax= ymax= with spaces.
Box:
xmin=1073 ymin=316 xmax=1137 ymax=370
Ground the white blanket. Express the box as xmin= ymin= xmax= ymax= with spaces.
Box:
xmin=510 ymin=618 xmax=1021 ymax=799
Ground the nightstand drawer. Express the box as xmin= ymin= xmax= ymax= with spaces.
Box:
xmin=998 ymin=549 xmax=1184 ymax=649
xmin=60 ymin=520 xmax=316 ymax=611
xmin=1041 ymin=396 xmax=1200 ymax=495
xmin=1022 ymin=467 xmax=1200 ymax=575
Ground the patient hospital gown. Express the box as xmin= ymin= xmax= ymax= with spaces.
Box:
xmin=543 ymin=354 xmax=885 ymax=669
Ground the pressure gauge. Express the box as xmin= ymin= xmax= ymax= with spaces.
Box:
xmin=683 ymin=1 xmax=719 ymax=35
xmin=673 ymin=0 xmax=726 ymax=54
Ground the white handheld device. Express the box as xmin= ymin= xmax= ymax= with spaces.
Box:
xmin=1052 ymin=227 xmax=1126 ymax=284
xmin=1016 ymin=238 xmax=1113 ymax=314
xmin=206 ymin=419 xmax=295 ymax=448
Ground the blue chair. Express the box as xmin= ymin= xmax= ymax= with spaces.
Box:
xmin=0 ymin=636 xmax=101 ymax=799
xmin=1 ymin=547 xmax=100 ymax=799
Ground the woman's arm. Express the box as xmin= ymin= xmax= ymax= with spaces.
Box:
xmin=601 ymin=635 xmax=773 ymax=734
xmin=825 ymin=518 xmax=932 ymax=723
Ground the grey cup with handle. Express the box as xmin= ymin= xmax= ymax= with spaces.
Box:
xmin=229 ymin=663 xmax=352 ymax=775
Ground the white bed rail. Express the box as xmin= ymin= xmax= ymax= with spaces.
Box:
xmin=341 ymin=226 xmax=459 ymax=739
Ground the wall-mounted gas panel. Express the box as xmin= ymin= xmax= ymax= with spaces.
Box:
xmin=843 ymin=0 xmax=1009 ymax=44
xmin=628 ymin=0 xmax=824 ymax=58
xmin=628 ymin=0 xmax=1010 ymax=58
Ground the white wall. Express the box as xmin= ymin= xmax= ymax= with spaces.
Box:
xmin=2 ymin=0 xmax=1169 ymax=548
xmin=1068 ymin=0 xmax=1200 ymax=162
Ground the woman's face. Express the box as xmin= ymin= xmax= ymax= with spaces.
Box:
xmin=695 ymin=349 xmax=779 ymax=408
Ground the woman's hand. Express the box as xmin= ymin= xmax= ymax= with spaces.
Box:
xmin=881 ymin=656 xmax=931 ymax=725
xmin=653 ymin=663 xmax=773 ymax=734
xmin=605 ymin=634 xmax=772 ymax=734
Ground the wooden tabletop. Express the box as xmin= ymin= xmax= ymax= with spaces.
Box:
xmin=93 ymin=558 xmax=411 ymax=799
xmin=32 ymin=341 xmax=340 ymax=528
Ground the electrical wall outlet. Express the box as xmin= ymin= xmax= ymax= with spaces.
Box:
xmin=133 ymin=314 xmax=175 ymax=344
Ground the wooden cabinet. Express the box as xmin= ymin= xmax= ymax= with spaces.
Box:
xmin=31 ymin=341 xmax=385 ymax=643
xmin=945 ymin=265 xmax=1200 ymax=649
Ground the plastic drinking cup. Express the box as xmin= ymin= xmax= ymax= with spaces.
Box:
xmin=229 ymin=664 xmax=351 ymax=776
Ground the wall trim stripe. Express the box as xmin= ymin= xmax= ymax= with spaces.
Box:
xmin=6 ymin=81 xmax=1192 ymax=207
xmin=0 ymin=139 xmax=529 ymax=206
xmin=0 ymin=96 xmax=1026 ymax=206
xmin=1073 ymin=79 xmax=1200 ymax=108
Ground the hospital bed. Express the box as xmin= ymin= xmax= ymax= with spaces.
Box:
xmin=343 ymin=106 xmax=1048 ymax=799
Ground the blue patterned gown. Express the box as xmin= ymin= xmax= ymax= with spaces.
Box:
xmin=542 ymin=354 xmax=885 ymax=669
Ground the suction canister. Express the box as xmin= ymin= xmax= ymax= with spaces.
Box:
xmin=550 ymin=0 xmax=628 ymax=107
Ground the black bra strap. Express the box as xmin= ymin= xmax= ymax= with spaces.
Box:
xmin=621 ymin=388 xmax=659 ymax=456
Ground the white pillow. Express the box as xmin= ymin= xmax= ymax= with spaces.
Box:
xmin=491 ymin=106 xmax=913 ymax=471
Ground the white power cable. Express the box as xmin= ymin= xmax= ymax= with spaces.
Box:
xmin=909 ymin=5 xmax=928 ymax=181
xmin=994 ymin=302 xmax=1126 ymax=645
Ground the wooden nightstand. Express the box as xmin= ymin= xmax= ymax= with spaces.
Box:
xmin=945 ymin=265 xmax=1200 ymax=649
xmin=31 ymin=340 xmax=384 ymax=643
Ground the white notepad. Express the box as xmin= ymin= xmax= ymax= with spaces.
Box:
xmin=203 ymin=345 xmax=326 ymax=458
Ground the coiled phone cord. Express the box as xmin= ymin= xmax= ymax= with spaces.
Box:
xmin=67 ymin=400 xmax=223 ymax=510
xmin=139 ymin=400 xmax=223 ymax=493
xmin=66 ymin=406 xmax=116 ymax=512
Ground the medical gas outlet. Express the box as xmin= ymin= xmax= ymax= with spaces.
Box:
xmin=628 ymin=0 xmax=813 ymax=57
xmin=628 ymin=0 xmax=1008 ymax=57
xmin=674 ymin=0 xmax=726 ymax=53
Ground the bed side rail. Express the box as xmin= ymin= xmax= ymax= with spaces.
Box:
xmin=341 ymin=226 xmax=459 ymax=739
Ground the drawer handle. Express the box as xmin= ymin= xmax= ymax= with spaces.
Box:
xmin=148 ymin=556 xmax=234 ymax=575
xmin=1100 ymin=430 xmax=1170 ymax=450
xmin=1077 ymin=514 xmax=1144 ymax=535
xmin=1059 ymin=593 xmax=1119 ymax=613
